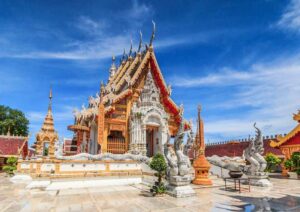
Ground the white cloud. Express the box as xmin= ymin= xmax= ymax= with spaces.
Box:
xmin=172 ymin=53 xmax=300 ymax=141
xmin=77 ymin=16 xmax=106 ymax=36
xmin=277 ymin=0 xmax=300 ymax=33
xmin=27 ymin=106 xmax=74 ymax=123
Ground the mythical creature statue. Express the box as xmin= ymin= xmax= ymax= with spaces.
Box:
xmin=88 ymin=96 xmax=97 ymax=108
xmin=54 ymin=139 xmax=64 ymax=158
xmin=184 ymin=127 xmax=195 ymax=156
xmin=164 ymin=135 xmax=179 ymax=178
xmin=207 ymin=123 xmax=268 ymax=177
xmin=164 ymin=119 xmax=191 ymax=179
xmin=73 ymin=108 xmax=81 ymax=124
xmin=80 ymin=139 xmax=87 ymax=153
xmin=243 ymin=123 xmax=267 ymax=175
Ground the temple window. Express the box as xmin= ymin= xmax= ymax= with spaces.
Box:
xmin=107 ymin=130 xmax=126 ymax=154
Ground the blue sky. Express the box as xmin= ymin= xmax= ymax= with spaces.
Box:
xmin=1 ymin=0 xmax=300 ymax=144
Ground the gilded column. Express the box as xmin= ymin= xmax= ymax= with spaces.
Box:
xmin=98 ymin=83 xmax=105 ymax=153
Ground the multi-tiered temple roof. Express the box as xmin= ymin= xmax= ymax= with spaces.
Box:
xmin=70 ymin=23 xmax=183 ymax=133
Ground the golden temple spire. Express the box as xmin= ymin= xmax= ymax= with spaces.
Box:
xmin=196 ymin=104 xmax=205 ymax=154
xmin=35 ymin=87 xmax=59 ymax=157
xmin=192 ymin=104 xmax=212 ymax=186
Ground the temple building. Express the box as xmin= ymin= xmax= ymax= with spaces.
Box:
xmin=270 ymin=110 xmax=300 ymax=160
xmin=68 ymin=27 xmax=184 ymax=157
xmin=0 ymin=131 xmax=29 ymax=171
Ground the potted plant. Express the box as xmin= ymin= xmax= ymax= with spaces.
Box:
xmin=265 ymin=153 xmax=281 ymax=172
xmin=3 ymin=157 xmax=18 ymax=176
xmin=149 ymin=153 xmax=167 ymax=196
xmin=284 ymin=159 xmax=297 ymax=179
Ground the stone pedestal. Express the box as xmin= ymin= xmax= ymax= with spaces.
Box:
xmin=166 ymin=185 xmax=196 ymax=198
xmin=248 ymin=175 xmax=272 ymax=187
xmin=166 ymin=175 xmax=196 ymax=198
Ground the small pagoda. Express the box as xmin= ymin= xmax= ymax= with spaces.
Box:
xmin=35 ymin=87 xmax=59 ymax=158
xmin=192 ymin=105 xmax=212 ymax=185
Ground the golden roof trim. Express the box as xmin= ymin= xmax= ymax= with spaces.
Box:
xmin=270 ymin=124 xmax=300 ymax=147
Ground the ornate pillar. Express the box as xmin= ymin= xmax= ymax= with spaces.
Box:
xmin=98 ymin=101 xmax=105 ymax=153
xmin=141 ymin=124 xmax=147 ymax=156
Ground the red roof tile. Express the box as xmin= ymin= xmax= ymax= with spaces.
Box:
xmin=0 ymin=135 xmax=28 ymax=157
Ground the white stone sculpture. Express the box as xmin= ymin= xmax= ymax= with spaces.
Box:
xmin=243 ymin=123 xmax=271 ymax=187
xmin=164 ymin=119 xmax=195 ymax=198
xmin=207 ymin=124 xmax=272 ymax=187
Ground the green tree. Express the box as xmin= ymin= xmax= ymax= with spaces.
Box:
xmin=291 ymin=152 xmax=300 ymax=171
xmin=149 ymin=153 xmax=167 ymax=196
xmin=265 ymin=153 xmax=281 ymax=172
xmin=3 ymin=157 xmax=18 ymax=176
xmin=0 ymin=105 xmax=29 ymax=136
xmin=284 ymin=159 xmax=294 ymax=171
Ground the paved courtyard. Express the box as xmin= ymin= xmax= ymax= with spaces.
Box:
xmin=1 ymin=174 xmax=300 ymax=212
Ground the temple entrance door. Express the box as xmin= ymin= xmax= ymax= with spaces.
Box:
xmin=146 ymin=126 xmax=158 ymax=157
xmin=146 ymin=128 xmax=154 ymax=157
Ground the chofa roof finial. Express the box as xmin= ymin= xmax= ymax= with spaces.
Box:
xmin=122 ymin=49 xmax=126 ymax=61
xmin=129 ymin=39 xmax=133 ymax=57
xmin=149 ymin=20 xmax=156 ymax=47
xmin=138 ymin=30 xmax=143 ymax=53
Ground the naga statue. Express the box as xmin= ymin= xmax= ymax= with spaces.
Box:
xmin=243 ymin=123 xmax=267 ymax=175
xmin=207 ymin=123 xmax=272 ymax=187
xmin=164 ymin=118 xmax=195 ymax=197
xmin=184 ymin=127 xmax=195 ymax=156
xmin=164 ymin=119 xmax=191 ymax=178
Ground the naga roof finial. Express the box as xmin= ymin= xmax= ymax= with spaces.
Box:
xmin=138 ymin=30 xmax=143 ymax=53
xmin=122 ymin=49 xmax=126 ymax=61
xmin=129 ymin=39 xmax=133 ymax=57
xmin=149 ymin=20 xmax=156 ymax=47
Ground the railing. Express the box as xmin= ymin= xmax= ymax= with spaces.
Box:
xmin=107 ymin=138 xmax=126 ymax=154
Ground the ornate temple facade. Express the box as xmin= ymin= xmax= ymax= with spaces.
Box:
xmin=68 ymin=30 xmax=184 ymax=157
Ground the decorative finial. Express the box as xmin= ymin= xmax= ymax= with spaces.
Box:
xmin=138 ymin=30 xmax=143 ymax=53
xmin=129 ymin=39 xmax=133 ymax=57
xmin=100 ymin=81 xmax=105 ymax=93
xmin=122 ymin=49 xmax=125 ymax=60
xmin=49 ymin=85 xmax=52 ymax=100
xmin=198 ymin=104 xmax=202 ymax=113
xmin=48 ymin=86 xmax=53 ymax=112
xmin=109 ymin=55 xmax=117 ymax=80
xmin=149 ymin=20 xmax=156 ymax=47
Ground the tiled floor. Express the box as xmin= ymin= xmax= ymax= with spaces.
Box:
xmin=1 ymin=174 xmax=300 ymax=211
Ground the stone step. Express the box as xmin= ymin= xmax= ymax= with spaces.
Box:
xmin=23 ymin=176 xmax=143 ymax=190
